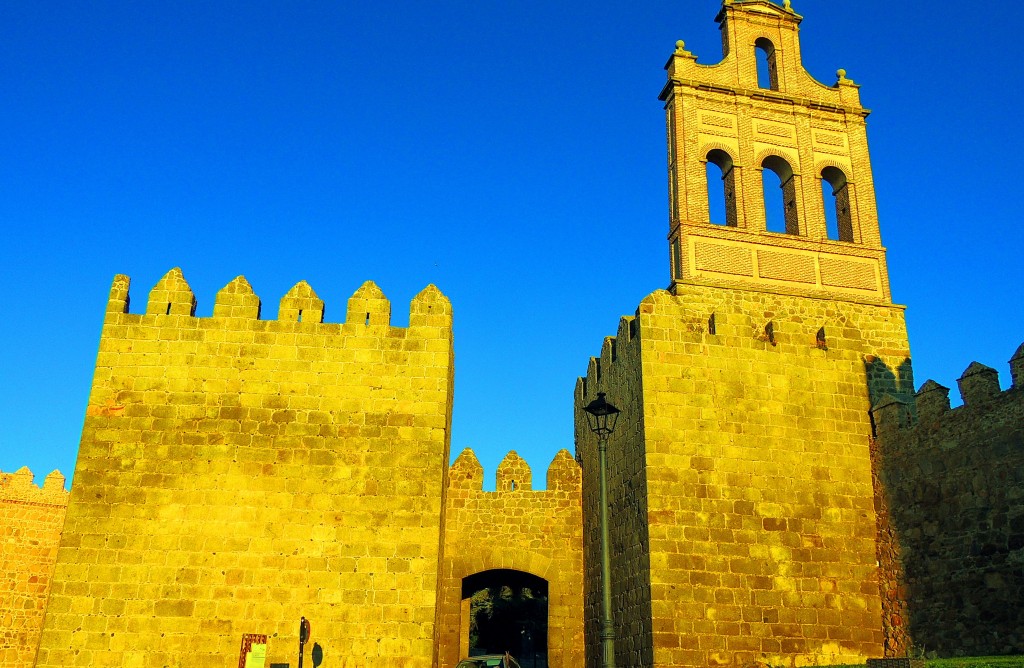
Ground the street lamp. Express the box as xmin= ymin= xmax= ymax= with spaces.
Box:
xmin=583 ymin=391 xmax=620 ymax=668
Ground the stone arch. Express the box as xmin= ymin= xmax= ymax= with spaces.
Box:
xmin=697 ymin=141 xmax=743 ymax=167
xmin=753 ymin=147 xmax=800 ymax=174
xmin=812 ymin=156 xmax=854 ymax=183
xmin=455 ymin=547 xmax=556 ymax=583
xmin=461 ymin=568 xmax=549 ymax=664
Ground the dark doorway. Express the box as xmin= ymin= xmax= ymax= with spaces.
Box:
xmin=462 ymin=569 xmax=548 ymax=668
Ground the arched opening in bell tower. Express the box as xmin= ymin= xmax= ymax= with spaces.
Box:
xmin=461 ymin=569 xmax=549 ymax=668
xmin=821 ymin=166 xmax=854 ymax=242
xmin=761 ymin=155 xmax=800 ymax=235
xmin=705 ymin=149 xmax=738 ymax=227
xmin=754 ymin=37 xmax=779 ymax=90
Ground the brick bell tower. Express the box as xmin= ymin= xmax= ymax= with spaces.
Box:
xmin=576 ymin=3 xmax=914 ymax=667
xmin=660 ymin=0 xmax=892 ymax=304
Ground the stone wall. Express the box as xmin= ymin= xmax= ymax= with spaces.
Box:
xmin=35 ymin=270 xmax=454 ymax=668
xmin=872 ymin=344 xmax=1024 ymax=657
xmin=577 ymin=284 xmax=913 ymax=668
xmin=575 ymin=315 xmax=653 ymax=668
xmin=0 ymin=467 xmax=68 ymax=668
xmin=437 ymin=449 xmax=584 ymax=668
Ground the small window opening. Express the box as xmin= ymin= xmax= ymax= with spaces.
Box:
xmin=816 ymin=327 xmax=827 ymax=350
xmin=365 ymin=312 xmax=370 ymax=326
xmin=705 ymin=150 xmax=738 ymax=227
xmin=761 ymin=156 xmax=799 ymax=235
xmin=708 ymin=313 xmax=717 ymax=335
xmin=297 ymin=309 xmax=303 ymax=322
xmin=511 ymin=480 xmax=517 ymax=491
xmin=765 ymin=321 xmax=776 ymax=346
xmin=821 ymin=167 xmax=854 ymax=242
xmin=755 ymin=38 xmax=779 ymax=91
xmin=165 ymin=303 xmax=171 ymax=315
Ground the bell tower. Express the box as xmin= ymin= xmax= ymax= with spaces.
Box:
xmin=660 ymin=0 xmax=891 ymax=304
xmin=577 ymin=3 xmax=914 ymax=667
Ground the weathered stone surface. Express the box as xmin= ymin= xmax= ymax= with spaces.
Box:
xmin=0 ymin=468 xmax=68 ymax=668
xmin=874 ymin=350 xmax=1024 ymax=657
xmin=437 ymin=449 xmax=584 ymax=668
xmin=34 ymin=274 xmax=455 ymax=668
xmin=577 ymin=285 xmax=911 ymax=668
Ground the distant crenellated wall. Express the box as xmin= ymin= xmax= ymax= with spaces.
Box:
xmin=437 ymin=448 xmax=584 ymax=668
xmin=35 ymin=269 xmax=455 ymax=668
xmin=872 ymin=344 xmax=1024 ymax=657
xmin=576 ymin=284 xmax=913 ymax=668
xmin=0 ymin=467 xmax=68 ymax=668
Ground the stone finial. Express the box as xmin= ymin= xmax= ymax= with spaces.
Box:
xmin=915 ymin=380 xmax=951 ymax=420
xmin=1010 ymin=342 xmax=1024 ymax=389
xmin=783 ymin=0 xmax=792 ymax=10
xmin=871 ymin=394 xmax=910 ymax=437
xmin=346 ymin=281 xmax=391 ymax=326
xmin=546 ymin=449 xmax=581 ymax=492
xmin=107 ymin=274 xmax=130 ymax=315
xmin=957 ymin=362 xmax=1000 ymax=406
xmin=213 ymin=276 xmax=261 ymax=319
xmin=449 ymin=449 xmax=483 ymax=490
xmin=410 ymin=284 xmax=452 ymax=328
xmin=146 ymin=267 xmax=197 ymax=316
xmin=279 ymin=281 xmax=324 ymax=323
xmin=496 ymin=451 xmax=532 ymax=492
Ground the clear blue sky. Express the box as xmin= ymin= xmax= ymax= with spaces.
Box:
xmin=2 ymin=1 xmax=1022 ymax=488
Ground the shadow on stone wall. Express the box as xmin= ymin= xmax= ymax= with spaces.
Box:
xmin=870 ymin=345 xmax=1024 ymax=657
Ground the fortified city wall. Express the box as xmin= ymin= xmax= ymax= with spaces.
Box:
xmin=872 ymin=344 xmax=1024 ymax=658
xmin=437 ymin=450 xmax=584 ymax=668
xmin=577 ymin=286 xmax=913 ymax=668
xmin=34 ymin=270 xmax=455 ymax=668
xmin=0 ymin=468 xmax=68 ymax=668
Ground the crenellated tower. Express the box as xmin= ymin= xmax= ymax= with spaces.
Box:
xmin=36 ymin=269 xmax=455 ymax=668
xmin=577 ymin=3 xmax=914 ymax=667
xmin=661 ymin=0 xmax=890 ymax=304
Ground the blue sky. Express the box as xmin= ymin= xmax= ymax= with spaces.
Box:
xmin=1 ymin=1 xmax=1022 ymax=488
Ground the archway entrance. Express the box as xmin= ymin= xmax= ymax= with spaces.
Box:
xmin=461 ymin=569 xmax=548 ymax=668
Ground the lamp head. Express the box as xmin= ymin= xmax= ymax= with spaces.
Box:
xmin=583 ymin=392 xmax=621 ymax=437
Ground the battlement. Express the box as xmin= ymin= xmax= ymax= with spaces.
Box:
xmin=448 ymin=448 xmax=581 ymax=493
xmin=871 ymin=342 xmax=1024 ymax=438
xmin=107 ymin=268 xmax=452 ymax=332
xmin=0 ymin=467 xmax=68 ymax=506
xmin=578 ymin=286 xmax=910 ymax=405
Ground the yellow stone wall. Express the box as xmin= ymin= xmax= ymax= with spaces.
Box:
xmin=577 ymin=285 xmax=912 ymax=668
xmin=0 ymin=468 xmax=68 ymax=668
xmin=35 ymin=270 xmax=454 ymax=668
xmin=570 ymin=7 xmax=917 ymax=663
xmin=437 ymin=449 xmax=584 ymax=668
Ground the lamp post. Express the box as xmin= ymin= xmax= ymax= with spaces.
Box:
xmin=583 ymin=391 xmax=621 ymax=668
